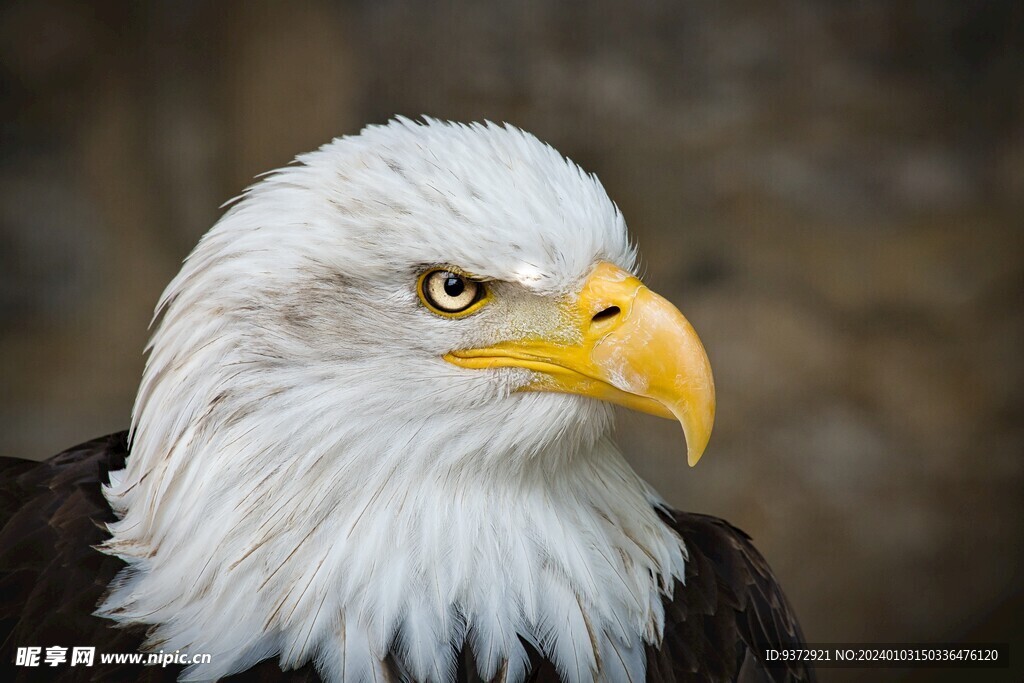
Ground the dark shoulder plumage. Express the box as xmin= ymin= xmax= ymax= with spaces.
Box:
xmin=645 ymin=509 xmax=814 ymax=683
xmin=0 ymin=433 xmax=319 ymax=682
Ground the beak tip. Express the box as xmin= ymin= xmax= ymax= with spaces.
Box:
xmin=682 ymin=416 xmax=712 ymax=467
xmin=678 ymin=409 xmax=713 ymax=468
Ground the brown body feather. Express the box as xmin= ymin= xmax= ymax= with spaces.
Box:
xmin=0 ymin=434 xmax=812 ymax=682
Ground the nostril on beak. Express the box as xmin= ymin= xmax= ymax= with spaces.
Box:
xmin=591 ymin=306 xmax=621 ymax=325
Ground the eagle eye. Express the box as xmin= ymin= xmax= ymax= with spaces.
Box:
xmin=418 ymin=269 xmax=487 ymax=316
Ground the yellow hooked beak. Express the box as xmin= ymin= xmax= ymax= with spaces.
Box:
xmin=445 ymin=262 xmax=716 ymax=466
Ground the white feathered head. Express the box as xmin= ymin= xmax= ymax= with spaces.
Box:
xmin=99 ymin=119 xmax=714 ymax=683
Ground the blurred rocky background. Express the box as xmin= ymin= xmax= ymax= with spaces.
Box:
xmin=1 ymin=1 xmax=1021 ymax=681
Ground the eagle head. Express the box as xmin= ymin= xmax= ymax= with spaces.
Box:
xmin=98 ymin=118 xmax=715 ymax=682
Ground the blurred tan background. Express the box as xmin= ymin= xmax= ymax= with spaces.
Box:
xmin=0 ymin=1 xmax=1021 ymax=681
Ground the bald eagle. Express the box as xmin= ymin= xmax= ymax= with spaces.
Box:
xmin=1 ymin=119 xmax=812 ymax=682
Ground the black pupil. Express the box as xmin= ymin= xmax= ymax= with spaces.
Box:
xmin=443 ymin=275 xmax=465 ymax=298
